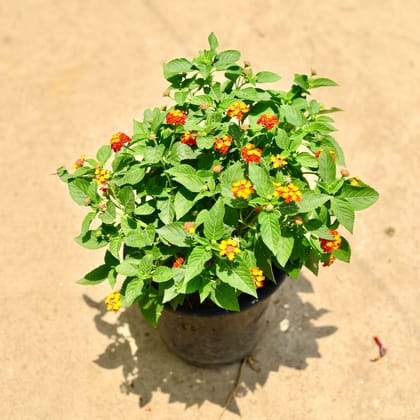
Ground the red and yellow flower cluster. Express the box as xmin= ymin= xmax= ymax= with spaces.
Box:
xmin=105 ymin=291 xmax=122 ymax=313
xmin=226 ymin=101 xmax=250 ymax=121
xmin=270 ymin=154 xmax=287 ymax=168
xmin=319 ymin=229 xmax=342 ymax=267
xmin=273 ymin=182 xmax=302 ymax=203
xmin=181 ymin=131 xmax=197 ymax=146
xmin=257 ymin=113 xmax=279 ymax=130
xmin=231 ymin=179 xmax=255 ymax=200
xmin=183 ymin=221 xmax=195 ymax=234
xmin=214 ymin=135 xmax=233 ymax=154
xmin=110 ymin=132 xmax=131 ymax=152
xmin=173 ymin=257 xmax=184 ymax=268
xmin=241 ymin=144 xmax=262 ymax=164
xmin=166 ymin=109 xmax=187 ymax=125
xmin=72 ymin=154 xmax=86 ymax=169
xmin=95 ymin=167 xmax=110 ymax=192
xmin=219 ymin=238 xmax=241 ymax=261
xmin=250 ymin=267 xmax=265 ymax=288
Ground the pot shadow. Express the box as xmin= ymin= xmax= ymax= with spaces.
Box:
xmin=83 ymin=274 xmax=337 ymax=415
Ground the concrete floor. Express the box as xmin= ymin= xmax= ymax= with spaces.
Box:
xmin=1 ymin=1 xmax=419 ymax=419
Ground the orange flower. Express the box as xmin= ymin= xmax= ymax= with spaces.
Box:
xmin=173 ymin=257 xmax=184 ymax=268
xmin=319 ymin=230 xmax=342 ymax=252
xmin=214 ymin=135 xmax=233 ymax=154
xmin=257 ymin=113 xmax=279 ymax=130
xmin=270 ymin=154 xmax=287 ymax=168
xmin=250 ymin=267 xmax=265 ymax=288
xmin=181 ymin=131 xmax=197 ymax=146
xmin=241 ymin=144 xmax=262 ymax=164
xmin=72 ymin=154 xmax=86 ymax=169
xmin=110 ymin=132 xmax=131 ymax=152
xmin=105 ymin=291 xmax=122 ymax=313
xmin=226 ymin=101 xmax=250 ymax=121
xmin=231 ymin=179 xmax=255 ymax=200
xmin=166 ymin=109 xmax=187 ymax=125
xmin=273 ymin=182 xmax=302 ymax=203
xmin=219 ymin=238 xmax=241 ymax=261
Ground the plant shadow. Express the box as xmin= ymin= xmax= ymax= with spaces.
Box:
xmin=83 ymin=274 xmax=337 ymax=415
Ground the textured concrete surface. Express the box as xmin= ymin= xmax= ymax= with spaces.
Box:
xmin=1 ymin=1 xmax=419 ymax=419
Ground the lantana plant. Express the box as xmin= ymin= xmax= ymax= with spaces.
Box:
xmin=57 ymin=33 xmax=378 ymax=325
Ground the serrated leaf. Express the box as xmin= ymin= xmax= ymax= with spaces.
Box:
xmin=210 ymin=282 xmax=240 ymax=311
xmin=208 ymin=32 xmax=219 ymax=50
xmin=77 ymin=264 xmax=110 ymax=285
xmin=215 ymin=50 xmax=241 ymax=69
xmin=153 ymin=266 xmax=173 ymax=283
xmin=332 ymin=236 xmax=351 ymax=262
xmin=330 ymin=197 xmax=355 ymax=233
xmin=96 ymin=145 xmax=112 ymax=164
xmin=216 ymin=259 xmax=257 ymax=297
xmin=276 ymin=234 xmax=294 ymax=267
xmin=340 ymin=184 xmax=379 ymax=210
xmin=256 ymin=71 xmax=281 ymax=83
xmin=165 ymin=58 xmax=192 ymax=74
xmin=174 ymin=189 xmax=196 ymax=220
xmin=190 ymin=95 xmax=214 ymax=106
xmin=203 ymin=199 xmax=225 ymax=240
xmin=166 ymin=164 xmax=205 ymax=192
xmin=118 ymin=165 xmax=145 ymax=185
xmin=123 ymin=277 xmax=144 ymax=306
xmin=318 ymin=150 xmax=336 ymax=184
xmin=157 ymin=223 xmax=190 ymax=247
xmin=184 ymin=247 xmax=212 ymax=283
xmin=281 ymin=104 xmax=304 ymax=126
xmin=116 ymin=261 xmax=138 ymax=277
xmin=295 ymin=153 xmax=319 ymax=168
xmin=258 ymin=211 xmax=281 ymax=255
xmin=297 ymin=191 xmax=331 ymax=213
xmin=118 ymin=186 xmax=135 ymax=214
xmin=109 ymin=238 xmax=123 ymax=260
xmin=68 ymin=178 xmax=94 ymax=206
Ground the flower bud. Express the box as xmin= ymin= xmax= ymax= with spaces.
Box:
xmin=242 ymin=68 xmax=251 ymax=76
xmin=98 ymin=202 xmax=107 ymax=212
xmin=162 ymin=89 xmax=170 ymax=97
xmin=244 ymin=60 xmax=251 ymax=67
xmin=199 ymin=102 xmax=210 ymax=110
xmin=340 ymin=168 xmax=350 ymax=177
xmin=83 ymin=197 xmax=91 ymax=205
xmin=160 ymin=105 xmax=167 ymax=112
xmin=266 ymin=204 xmax=274 ymax=211
xmin=240 ymin=123 xmax=250 ymax=131
xmin=293 ymin=216 xmax=304 ymax=225
xmin=149 ymin=133 xmax=157 ymax=141
xmin=212 ymin=165 xmax=223 ymax=174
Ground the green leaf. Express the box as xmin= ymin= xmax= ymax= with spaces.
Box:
xmin=75 ymin=231 xmax=108 ymax=249
xmin=96 ymin=145 xmax=112 ymax=164
xmin=340 ymin=184 xmax=379 ymax=210
xmin=235 ymin=87 xmax=259 ymax=102
xmin=56 ymin=166 xmax=70 ymax=183
xmin=174 ymin=189 xmax=196 ymax=220
xmin=123 ymin=277 xmax=144 ymax=306
xmin=190 ymin=95 xmax=214 ymax=107
xmin=157 ymin=197 xmax=175 ymax=225
xmin=184 ymin=246 xmax=212 ymax=283
xmin=157 ymin=222 xmax=190 ymax=247
xmin=166 ymin=164 xmax=205 ymax=192
xmin=99 ymin=200 xmax=116 ymax=224
xmin=274 ymin=129 xmax=290 ymax=150
xmin=215 ymin=50 xmax=241 ymax=69
xmin=196 ymin=136 xmax=214 ymax=150
xmin=295 ymin=153 xmax=318 ymax=168
xmin=305 ymin=220 xmax=333 ymax=239
xmin=68 ymin=178 xmax=94 ymax=206
xmin=109 ymin=238 xmax=122 ymax=260
xmin=255 ymin=238 xmax=275 ymax=281
xmin=297 ymin=191 xmax=331 ymax=213
xmin=116 ymin=261 xmax=138 ymax=277
xmin=81 ymin=212 xmax=96 ymax=235
xmin=124 ymin=225 xmax=155 ymax=248
xmin=77 ymin=264 xmax=110 ymax=285
xmin=281 ymin=104 xmax=304 ymax=126
xmin=318 ymin=150 xmax=336 ymax=184
xmin=208 ymin=32 xmax=219 ymax=50
xmin=256 ymin=71 xmax=281 ymax=83
xmin=258 ymin=211 xmax=281 ymax=256
xmin=134 ymin=202 xmax=155 ymax=216
xmin=210 ymin=283 xmax=240 ymax=311
xmin=139 ymin=290 xmax=164 ymax=326
xmin=248 ymin=163 xmax=275 ymax=198
xmin=118 ymin=186 xmax=135 ymax=214
xmin=153 ymin=266 xmax=173 ymax=283
xmin=330 ymin=197 xmax=355 ymax=233
xmin=309 ymin=77 xmax=338 ymax=88
xmin=142 ymin=145 xmax=165 ymax=164
xmin=107 ymin=268 xmax=117 ymax=288
xmin=138 ymin=254 xmax=154 ymax=275
xmin=276 ymin=234 xmax=294 ymax=267
xmin=165 ymin=58 xmax=192 ymax=74
xmin=333 ymin=236 xmax=351 ymax=262
xmin=118 ymin=165 xmax=145 ymax=185
xmin=174 ymin=91 xmax=188 ymax=105
xmin=216 ymin=259 xmax=257 ymax=297
xmin=203 ymin=199 xmax=225 ymax=240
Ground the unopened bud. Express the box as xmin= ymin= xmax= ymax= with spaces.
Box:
xmin=242 ymin=68 xmax=251 ymax=76
xmin=212 ymin=165 xmax=223 ymax=174
xmin=149 ymin=133 xmax=157 ymax=141
xmin=240 ymin=123 xmax=250 ymax=131
xmin=293 ymin=216 xmax=304 ymax=225
xmin=266 ymin=194 xmax=273 ymax=200
xmin=98 ymin=202 xmax=107 ymax=212
xmin=266 ymin=204 xmax=274 ymax=211
xmin=160 ymin=105 xmax=167 ymax=112
xmin=340 ymin=168 xmax=350 ymax=177
xmin=311 ymin=68 xmax=317 ymax=76
xmin=244 ymin=60 xmax=251 ymax=67
xmin=199 ymin=102 xmax=210 ymax=110
xmin=83 ymin=198 xmax=91 ymax=205
xmin=162 ymin=89 xmax=170 ymax=97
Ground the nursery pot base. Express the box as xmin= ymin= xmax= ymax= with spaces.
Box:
xmin=157 ymin=270 xmax=286 ymax=367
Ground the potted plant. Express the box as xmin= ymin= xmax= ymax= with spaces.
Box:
xmin=57 ymin=33 xmax=378 ymax=366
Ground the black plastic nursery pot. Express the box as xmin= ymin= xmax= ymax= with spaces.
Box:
xmin=158 ymin=269 xmax=287 ymax=367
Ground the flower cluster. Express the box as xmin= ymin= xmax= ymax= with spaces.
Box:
xmin=105 ymin=291 xmax=122 ymax=313
xmin=226 ymin=101 xmax=250 ymax=121
xmin=250 ymin=267 xmax=265 ymax=288
xmin=231 ymin=179 xmax=255 ymax=199
xmin=72 ymin=154 xmax=85 ymax=169
xmin=173 ymin=257 xmax=184 ymax=268
xmin=95 ymin=167 xmax=110 ymax=192
xmin=181 ymin=131 xmax=197 ymax=146
xmin=219 ymin=238 xmax=241 ymax=261
xmin=241 ymin=144 xmax=262 ymax=164
xmin=273 ymin=182 xmax=302 ymax=203
xmin=110 ymin=132 xmax=131 ymax=152
xmin=257 ymin=113 xmax=280 ymax=130
xmin=270 ymin=154 xmax=288 ymax=168
xmin=320 ymin=230 xmax=342 ymax=252
xmin=166 ymin=109 xmax=187 ymax=125
xmin=214 ymin=135 xmax=233 ymax=154
xmin=183 ymin=221 xmax=195 ymax=234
